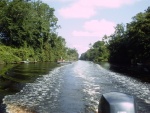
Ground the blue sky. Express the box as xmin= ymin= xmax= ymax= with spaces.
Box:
xmin=42 ymin=0 xmax=150 ymax=56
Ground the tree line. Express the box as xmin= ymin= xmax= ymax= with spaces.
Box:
xmin=0 ymin=0 xmax=78 ymax=63
xmin=80 ymin=7 xmax=150 ymax=65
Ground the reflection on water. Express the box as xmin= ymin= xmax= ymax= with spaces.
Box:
xmin=0 ymin=62 xmax=58 ymax=92
xmin=4 ymin=66 xmax=64 ymax=113
xmin=0 ymin=62 xmax=58 ymax=112
xmin=1 ymin=61 xmax=150 ymax=113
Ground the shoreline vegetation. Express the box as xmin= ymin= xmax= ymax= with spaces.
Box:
xmin=0 ymin=44 xmax=78 ymax=64
xmin=0 ymin=45 xmax=35 ymax=64
xmin=0 ymin=0 xmax=78 ymax=65
xmin=79 ymin=7 xmax=150 ymax=67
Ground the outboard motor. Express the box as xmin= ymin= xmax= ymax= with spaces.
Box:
xmin=98 ymin=92 xmax=137 ymax=113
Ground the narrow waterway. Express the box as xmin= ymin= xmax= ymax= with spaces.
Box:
xmin=2 ymin=61 xmax=150 ymax=113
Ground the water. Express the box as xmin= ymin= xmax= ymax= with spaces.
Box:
xmin=0 ymin=62 xmax=58 ymax=112
xmin=1 ymin=61 xmax=150 ymax=113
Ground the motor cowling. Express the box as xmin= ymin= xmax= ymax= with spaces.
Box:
xmin=98 ymin=92 xmax=137 ymax=113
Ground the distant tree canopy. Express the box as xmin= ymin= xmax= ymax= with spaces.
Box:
xmin=80 ymin=40 xmax=109 ymax=62
xmin=0 ymin=0 xmax=78 ymax=63
xmin=66 ymin=48 xmax=79 ymax=61
xmin=80 ymin=7 xmax=150 ymax=65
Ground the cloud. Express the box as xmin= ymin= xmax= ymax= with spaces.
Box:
xmin=73 ymin=31 xmax=97 ymax=37
xmin=58 ymin=1 xmax=96 ymax=18
xmin=72 ymin=19 xmax=116 ymax=37
xmin=58 ymin=0 xmax=137 ymax=19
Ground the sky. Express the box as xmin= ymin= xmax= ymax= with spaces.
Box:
xmin=42 ymin=0 xmax=150 ymax=56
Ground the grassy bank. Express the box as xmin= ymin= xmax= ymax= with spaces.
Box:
xmin=0 ymin=45 xmax=20 ymax=64
xmin=0 ymin=45 xmax=38 ymax=64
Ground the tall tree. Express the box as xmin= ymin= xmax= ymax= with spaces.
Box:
xmin=108 ymin=24 xmax=130 ymax=64
xmin=0 ymin=0 xmax=59 ymax=48
xmin=126 ymin=8 xmax=150 ymax=64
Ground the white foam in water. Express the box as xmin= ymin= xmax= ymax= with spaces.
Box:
xmin=108 ymin=71 xmax=150 ymax=104
xmin=74 ymin=61 xmax=150 ymax=112
xmin=72 ymin=62 xmax=103 ymax=112
xmin=3 ymin=61 xmax=150 ymax=112
xmin=3 ymin=66 xmax=68 ymax=113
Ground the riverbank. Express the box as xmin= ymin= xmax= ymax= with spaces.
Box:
xmin=0 ymin=45 xmax=36 ymax=64
xmin=0 ymin=45 xmax=78 ymax=64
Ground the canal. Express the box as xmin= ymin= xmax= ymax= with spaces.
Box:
xmin=0 ymin=61 xmax=150 ymax=113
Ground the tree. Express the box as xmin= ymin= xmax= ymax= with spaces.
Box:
xmin=80 ymin=6 xmax=150 ymax=65
xmin=80 ymin=41 xmax=109 ymax=62
xmin=0 ymin=0 xmax=75 ymax=62
xmin=108 ymin=24 xmax=130 ymax=64
xmin=126 ymin=8 xmax=150 ymax=64
xmin=0 ymin=0 xmax=59 ymax=48
xmin=66 ymin=48 xmax=79 ymax=60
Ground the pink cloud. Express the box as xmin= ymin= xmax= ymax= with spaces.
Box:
xmin=59 ymin=0 xmax=137 ymax=19
xmin=58 ymin=1 xmax=96 ymax=19
xmin=73 ymin=31 xmax=96 ymax=37
xmin=72 ymin=19 xmax=116 ymax=37
xmin=92 ymin=0 xmax=135 ymax=8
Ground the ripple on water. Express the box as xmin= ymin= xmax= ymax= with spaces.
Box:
xmin=3 ymin=61 xmax=150 ymax=113
xmin=74 ymin=61 xmax=150 ymax=112
xmin=3 ymin=66 xmax=66 ymax=113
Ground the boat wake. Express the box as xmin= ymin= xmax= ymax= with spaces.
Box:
xmin=3 ymin=66 xmax=65 ymax=113
xmin=2 ymin=61 xmax=150 ymax=113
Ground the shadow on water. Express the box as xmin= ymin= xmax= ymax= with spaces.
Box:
xmin=99 ymin=62 xmax=150 ymax=83
xmin=0 ymin=62 xmax=58 ymax=112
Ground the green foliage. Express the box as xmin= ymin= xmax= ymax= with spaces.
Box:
xmin=0 ymin=0 xmax=78 ymax=63
xmin=80 ymin=7 xmax=150 ymax=65
xmin=66 ymin=48 xmax=79 ymax=61
xmin=80 ymin=41 xmax=109 ymax=62
xmin=126 ymin=9 xmax=150 ymax=64
xmin=107 ymin=24 xmax=130 ymax=64
xmin=12 ymin=47 xmax=35 ymax=61
xmin=108 ymin=7 xmax=150 ymax=64
xmin=0 ymin=0 xmax=58 ymax=48
xmin=0 ymin=45 xmax=21 ymax=64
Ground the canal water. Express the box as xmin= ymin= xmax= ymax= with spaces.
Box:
xmin=1 ymin=61 xmax=150 ymax=113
